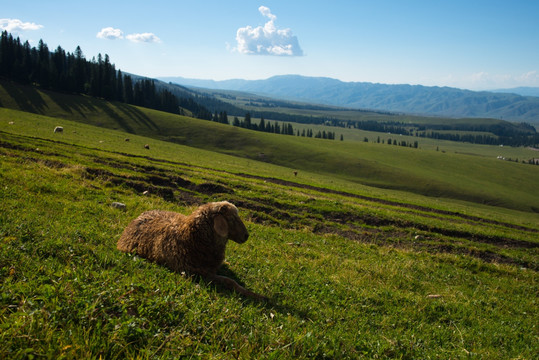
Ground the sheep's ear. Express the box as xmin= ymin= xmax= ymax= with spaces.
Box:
xmin=215 ymin=201 xmax=232 ymax=214
xmin=213 ymin=215 xmax=229 ymax=238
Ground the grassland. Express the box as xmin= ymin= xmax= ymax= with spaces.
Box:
xmin=1 ymin=80 xmax=539 ymax=214
xmin=1 ymin=81 xmax=538 ymax=358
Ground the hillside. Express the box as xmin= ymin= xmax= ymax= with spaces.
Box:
xmin=1 ymin=23 xmax=538 ymax=360
xmin=1 ymin=108 xmax=538 ymax=358
xmin=2 ymin=81 xmax=539 ymax=213
xmin=161 ymin=75 xmax=539 ymax=124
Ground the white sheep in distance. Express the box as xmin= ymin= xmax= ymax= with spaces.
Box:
xmin=117 ymin=201 xmax=266 ymax=300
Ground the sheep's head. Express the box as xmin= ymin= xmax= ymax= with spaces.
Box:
xmin=211 ymin=201 xmax=249 ymax=243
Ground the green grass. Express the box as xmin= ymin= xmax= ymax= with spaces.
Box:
xmin=1 ymin=116 xmax=538 ymax=358
xmin=1 ymin=82 xmax=538 ymax=357
xmin=1 ymin=79 xmax=539 ymax=213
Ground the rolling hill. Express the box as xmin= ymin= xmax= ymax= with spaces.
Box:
xmin=1 ymin=76 xmax=538 ymax=358
xmin=2 ymin=31 xmax=538 ymax=359
xmin=160 ymin=75 xmax=539 ymax=124
xmin=1 ymin=79 xmax=539 ymax=214
xmin=1 ymin=99 xmax=538 ymax=358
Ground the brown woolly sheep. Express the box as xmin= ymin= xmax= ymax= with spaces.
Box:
xmin=117 ymin=201 xmax=266 ymax=300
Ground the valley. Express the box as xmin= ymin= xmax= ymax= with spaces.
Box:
xmin=1 ymin=52 xmax=538 ymax=359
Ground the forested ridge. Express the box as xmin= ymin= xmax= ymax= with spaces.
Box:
xmin=0 ymin=31 xmax=338 ymax=141
xmin=1 ymin=30 xmax=537 ymax=146
xmin=0 ymin=31 xmax=213 ymax=119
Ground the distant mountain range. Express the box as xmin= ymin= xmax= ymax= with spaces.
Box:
xmin=159 ymin=75 xmax=539 ymax=124
xmin=491 ymin=87 xmax=539 ymax=97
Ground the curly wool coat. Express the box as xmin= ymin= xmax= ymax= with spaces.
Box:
xmin=117 ymin=202 xmax=248 ymax=278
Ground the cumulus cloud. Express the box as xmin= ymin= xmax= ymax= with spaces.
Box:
xmin=97 ymin=27 xmax=160 ymax=43
xmin=96 ymin=27 xmax=124 ymax=40
xmin=0 ymin=18 xmax=43 ymax=32
xmin=519 ymin=70 xmax=538 ymax=82
xmin=235 ymin=6 xmax=303 ymax=56
xmin=258 ymin=5 xmax=276 ymax=21
xmin=126 ymin=32 xmax=161 ymax=43
xmin=464 ymin=70 xmax=539 ymax=89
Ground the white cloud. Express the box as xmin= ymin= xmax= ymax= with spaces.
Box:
xmin=518 ymin=70 xmax=538 ymax=83
xmin=97 ymin=27 xmax=161 ymax=44
xmin=96 ymin=27 xmax=124 ymax=40
xmin=258 ymin=5 xmax=276 ymax=22
xmin=126 ymin=32 xmax=161 ymax=43
xmin=449 ymin=71 xmax=539 ymax=90
xmin=235 ymin=6 xmax=303 ymax=56
xmin=0 ymin=18 xmax=43 ymax=32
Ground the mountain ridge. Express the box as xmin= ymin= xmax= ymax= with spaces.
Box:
xmin=491 ymin=86 xmax=539 ymax=97
xmin=159 ymin=75 xmax=539 ymax=124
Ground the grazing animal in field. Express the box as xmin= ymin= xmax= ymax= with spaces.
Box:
xmin=54 ymin=126 xmax=63 ymax=133
xmin=144 ymin=144 xmax=150 ymax=149
xmin=117 ymin=201 xmax=266 ymax=300
xmin=111 ymin=202 xmax=126 ymax=210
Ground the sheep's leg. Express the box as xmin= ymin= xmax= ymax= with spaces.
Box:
xmin=208 ymin=274 xmax=267 ymax=301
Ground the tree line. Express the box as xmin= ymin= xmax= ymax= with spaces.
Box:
xmin=2 ymin=30 xmax=536 ymax=147
xmin=418 ymin=131 xmax=539 ymax=147
xmin=228 ymin=109 xmax=538 ymax=147
xmin=212 ymin=111 xmax=338 ymax=140
xmin=0 ymin=31 xmax=212 ymax=119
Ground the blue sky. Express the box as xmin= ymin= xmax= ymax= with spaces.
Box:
xmin=2 ymin=0 xmax=538 ymax=90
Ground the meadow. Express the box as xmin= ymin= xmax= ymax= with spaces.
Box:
xmin=0 ymin=83 xmax=538 ymax=358
xmin=1 ymin=80 xmax=539 ymax=214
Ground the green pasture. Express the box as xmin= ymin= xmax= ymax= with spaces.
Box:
xmin=1 ymin=122 xmax=537 ymax=358
xmin=2 ymin=79 xmax=539 ymax=215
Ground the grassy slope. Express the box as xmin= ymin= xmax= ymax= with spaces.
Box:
xmin=1 ymin=80 xmax=539 ymax=213
xmin=1 ymin=117 xmax=537 ymax=359
xmin=208 ymin=87 xmax=538 ymax=129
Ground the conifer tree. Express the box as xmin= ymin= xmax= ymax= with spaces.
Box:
xmin=244 ymin=112 xmax=252 ymax=129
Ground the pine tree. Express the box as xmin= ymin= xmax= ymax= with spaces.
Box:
xmin=287 ymin=124 xmax=294 ymax=135
xmin=123 ymin=74 xmax=134 ymax=104
xmin=72 ymin=46 xmax=85 ymax=93
xmin=37 ymin=39 xmax=50 ymax=88
xmin=244 ymin=112 xmax=252 ymax=129
xmin=116 ymin=70 xmax=124 ymax=102
xmin=265 ymin=120 xmax=272 ymax=133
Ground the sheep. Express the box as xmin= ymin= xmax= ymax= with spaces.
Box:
xmin=117 ymin=201 xmax=266 ymax=300
xmin=144 ymin=144 xmax=150 ymax=149
xmin=111 ymin=202 xmax=126 ymax=210
xmin=54 ymin=126 xmax=63 ymax=133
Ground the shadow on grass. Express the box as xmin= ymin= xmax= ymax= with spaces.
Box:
xmin=1 ymin=80 xmax=160 ymax=134
xmin=209 ymin=264 xmax=314 ymax=320
xmin=1 ymin=80 xmax=48 ymax=113
xmin=115 ymin=102 xmax=160 ymax=131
